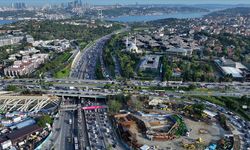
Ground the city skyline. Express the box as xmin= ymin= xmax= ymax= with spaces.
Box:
xmin=1 ymin=0 xmax=250 ymax=6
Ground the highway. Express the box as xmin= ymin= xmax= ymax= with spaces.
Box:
xmin=70 ymin=34 xmax=113 ymax=80
xmin=78 ymin=105 xmax=90 ymax=150
xmin=70 ymin=25 xmax=129 ymax=80
xmin=62 ymin=111 xmax=74 ymax=150
xmin=1 ymin=78 xmax=250 ymax=98
xmin=52 ymin=89 xmax=250 ymax=98
xmin=52 ymin=98 xmax=78 ymax=150
xmin=81 ymin=99 xmax=125 ymax=150
xmin=2 ymin=78 xmax=250 ymax=88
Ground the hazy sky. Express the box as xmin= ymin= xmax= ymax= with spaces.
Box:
xmin=1 ymin=0 xmax=250 ymax=5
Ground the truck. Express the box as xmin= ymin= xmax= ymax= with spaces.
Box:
xmin=74 ymin=137 xmax=78 ymax=144
xmin=75 ymin=144 xmax=79 ymax=150
xmin=69 ymin=86 xmax=75 ymax=90
xmin=69 ymin=119 xmax=72 ymax=125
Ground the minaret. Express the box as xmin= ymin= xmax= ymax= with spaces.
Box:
xmin=134 ymin=37 xmax=137 ymax=46
xmin=126 ymin=37 xmax=129 ymax=49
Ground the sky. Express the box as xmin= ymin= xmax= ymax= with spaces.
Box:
xmin=1 ymin=0 xmax=250 ymax=5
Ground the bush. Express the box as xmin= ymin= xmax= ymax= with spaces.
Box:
xmin=37 ymin=115 xmax=53 ymax=127
xmin=6 ymin=85 xmax=18 ymax=91
xmin=108 ymin=100 xmax=122 ymax=113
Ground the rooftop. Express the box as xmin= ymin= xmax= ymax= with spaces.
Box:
xmin=216 ymin=57 xmax=235 ymax=67
xmin=221 ymin=67 xmax=243 ymax=78
xmin=165 ymin=47 xmax=189 ymax=53
xmin=6 ymin=124 xmax=42 ymax=142
xmin=140 ymin=55 xmax=160 ymax=70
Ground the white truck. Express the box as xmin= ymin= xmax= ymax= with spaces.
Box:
xmin=69 ymin=86 xmax=75 ymax=90
xmin=69 ymin=119 xmax=72 ymax=125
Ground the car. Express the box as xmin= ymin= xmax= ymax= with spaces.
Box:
xmin=67 ymin=137 xmax=72 ymax=143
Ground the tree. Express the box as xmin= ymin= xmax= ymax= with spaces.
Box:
xmin=188 ymin=84 xmax=197 ymax=90
xmin=162 ymin=56 xmax=173 ymax=81
xmin=108 ymin=100 xmax=122 ymax=113
xmin=164 ymin=65 xmax=173 ymax=81
xmin=240 ymin=95 xmax=250 ymax=106
xmin=6 ymin=85 xmax=18 ymax=91
xmin=95 ymin=59 xmax=105 ymax=79
xmin=134 ymin=100 xmax=143 ymax=111
xmin=37 ymin=115 xmax=53 ymax=127
xmin=192 ymin=103 xmax=205 ymax=117
xmin=127 ymin=98 xmax=143 ymax=111
xmin=224 ymin=99 xmax=238 ymax=111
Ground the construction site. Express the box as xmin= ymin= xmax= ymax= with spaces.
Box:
xmin=113 ymin=97 xmax=232 ymax=150
xmin=115 ymin=111 xmax=189 ymax=149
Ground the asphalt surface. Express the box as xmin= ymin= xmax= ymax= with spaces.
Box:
xmin=51 ymin=98 xmax=78 ymax=150
xmin=70 ymin=34 xmax=113 ymax=80
xmin=81 ymin=99 xmax=126 ymax=150
xmin=55 ymin=111 xmax=74 ymax=150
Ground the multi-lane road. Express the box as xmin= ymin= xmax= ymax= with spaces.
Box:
xmin=2 ymin=78 xmax=250 ymax=87
xmin=57 ymin=98 xmax=78 ymax=150
xmin=70 ymin=34 xmax=113 ymax=80
xmin=46 ymin=98 xmax=80 ymax=150
xmin=1 ymin=78 xmax=250 ymax=98
xmin=70 ymin=25 xmax=129 ymax=80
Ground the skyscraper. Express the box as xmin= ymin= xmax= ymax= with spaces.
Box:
xmin=12 ymin=2 xmax=26 ymax=9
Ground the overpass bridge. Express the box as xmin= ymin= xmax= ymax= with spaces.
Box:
xmin=51 ymin=90 xmax=117 ymax=99
xmin=0 ymin=95 xmax=59 ymax=112
xmin=0 ymin=90 xmax=112 ymax=112
xmin=54 ymin=93 xmax=107 ymax=99
xmin=60 ymin=104 xmax=78 ymax=111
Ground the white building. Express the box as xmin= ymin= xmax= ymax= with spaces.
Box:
xmin=148 ymin=98 xmax=164 ymax=106
xmin=0 ymin=35 xmax=24 ymax=47
xmin=214 ymin=57 xmax=249 ymax=79
xmin=1 ymin=140 xmax=12 ymax=150
xmin=25 ymin=35 xmax=34 ymax=43
xmin=125 ymin=37 xmax=142 ymax=54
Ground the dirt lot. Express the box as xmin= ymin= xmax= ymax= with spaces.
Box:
xmin=134 ymin=117 xmax=225 ymax=150
xmin=184 ymin=118 xmax=225 ymax=145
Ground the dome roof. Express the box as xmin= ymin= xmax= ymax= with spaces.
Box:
xmin=129 ymin=43 xmax=138 ymax=50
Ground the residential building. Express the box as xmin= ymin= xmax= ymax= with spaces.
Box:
xmin=4 ymin=54 xmax=48 ymax=77
xmin=164 ymin=48 xmax=193 ymax=56
xmin=0 ymin=35 xmax=24 ymax=47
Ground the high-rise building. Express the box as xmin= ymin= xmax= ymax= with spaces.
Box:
xmin=79 ymin=0 xmax=83 ymax=6
xmin=12 ymin=2 xmax=26 ymax=9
